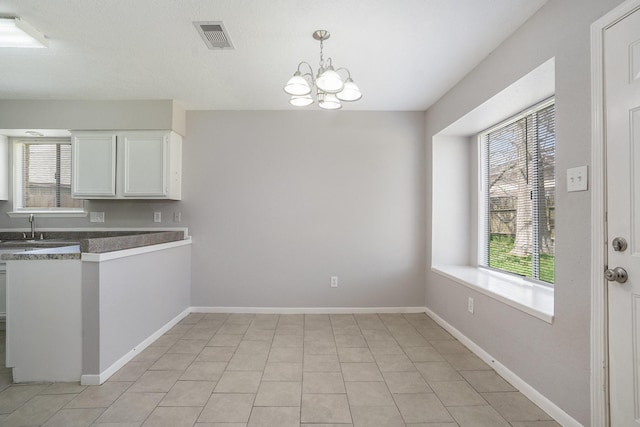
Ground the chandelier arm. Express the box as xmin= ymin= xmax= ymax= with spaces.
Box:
xmin=334 ymin=67 xmax=352 ymax=79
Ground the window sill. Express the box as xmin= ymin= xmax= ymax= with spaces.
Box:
xmin=6 ymin=211 xmax=88 ymax=219
xmin=431 ymin=265 xmax=554 ymax=323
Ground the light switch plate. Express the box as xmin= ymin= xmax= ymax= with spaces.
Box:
xmin=154 ymin=212 xmax=162 ymax=223
xmin=567 ymin=166 xmax=588 ymax=192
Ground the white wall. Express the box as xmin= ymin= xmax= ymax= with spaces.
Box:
xmin=185 ymin=111 xmax=426 ymax=308
xmin=424 ymin=0 xmax=625 ymax=424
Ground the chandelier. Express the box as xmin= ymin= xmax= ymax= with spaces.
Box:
xmin=283 ymin=30 xmax=362 ymax=110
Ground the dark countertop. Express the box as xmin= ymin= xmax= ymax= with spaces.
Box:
xmin=0 ymin=230 xmax=187 ymax=261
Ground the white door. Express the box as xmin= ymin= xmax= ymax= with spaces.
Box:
xmin=606 ymin=6 xmax=640 ymax=425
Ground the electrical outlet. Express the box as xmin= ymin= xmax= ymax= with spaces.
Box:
xmin=174 ymin=211 xmax=181 ymax=223
xmin=468 ymin=297 xmax=474 ymax=314
xmin=330 ymin=276 xmax=338 ymax=288
xmin=89 ymin=212 xmax=105 ymax=223
xmin=154 ymin=212 xmax=161 ymax=223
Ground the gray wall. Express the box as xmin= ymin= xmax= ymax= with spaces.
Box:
xmin=424 ymin=0 xmax=624 ymax=424
xmin=185 ymin=111 xmax=426 ymax=308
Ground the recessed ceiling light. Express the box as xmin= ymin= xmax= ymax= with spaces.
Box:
xmin=25 ymin=131 xmax=44 ymax=137
xmin=0 ymin=17 xmax=48 ymax=48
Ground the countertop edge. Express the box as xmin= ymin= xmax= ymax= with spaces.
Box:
xmin=82 ymin=238 xmax=192 ymax=262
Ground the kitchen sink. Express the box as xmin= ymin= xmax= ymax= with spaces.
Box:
xmin=0 ymin=239 xmax=80 ymax=248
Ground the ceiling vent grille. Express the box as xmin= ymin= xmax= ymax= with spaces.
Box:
xmin=194 ymin=21 xmax=234 ymax=50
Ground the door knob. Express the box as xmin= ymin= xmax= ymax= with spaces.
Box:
xmin=605 ymin=267 xmax=628 ymax=284
xmin=612 ymin=237 xmax=628 ymax=252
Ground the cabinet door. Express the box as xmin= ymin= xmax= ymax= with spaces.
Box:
xmin=121 ymin=133 xmax=168 ymax=197
xmin=72 ymin=133 xmax=117 ymax=197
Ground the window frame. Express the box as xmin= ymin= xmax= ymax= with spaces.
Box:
xmin=11 ymin=138 xmax=87 ymax=217
xmin=477 ymin=97 xmax=555 ymax=287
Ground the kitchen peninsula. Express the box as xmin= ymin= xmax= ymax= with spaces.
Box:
xmin=2 ymin=230 xmax=191 ymax=385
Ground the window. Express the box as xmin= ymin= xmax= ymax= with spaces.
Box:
xmin=480 ymin=100 xmax=555 ymax=284
xmin=14 ymin=139 xmax=84 ymax=212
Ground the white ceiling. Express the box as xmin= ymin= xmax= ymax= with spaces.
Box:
xmin=0 ymin=0 xmax=547 ymax=111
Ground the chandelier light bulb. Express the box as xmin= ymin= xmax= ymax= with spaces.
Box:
xmin=336 ymin=78 xmax=362 ymax=102
xmin=290 ymin=94 xmax=313 ymax=107
xmin=284 ymin=72 xmax=311 ymax=96
xmin=318 ymin=92 xmax=341 ymax=110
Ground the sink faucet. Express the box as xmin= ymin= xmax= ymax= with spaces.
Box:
xmin=28 ymin=214 xmax=35 ymax=240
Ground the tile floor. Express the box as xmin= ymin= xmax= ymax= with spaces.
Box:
xmin=0 ymin=313 xmax=560 ymax=426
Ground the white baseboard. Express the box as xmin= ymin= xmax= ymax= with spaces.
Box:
xmin=81 ymin=307 xmax=191 ymax=386
xmin=424 ymin=307 xmax=582 ymax=427
xmin=190 ymin=306 xmax=427 ymax=314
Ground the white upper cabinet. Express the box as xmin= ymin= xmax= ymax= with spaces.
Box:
xmin=71 ymin=131 xmax=182 ymax=200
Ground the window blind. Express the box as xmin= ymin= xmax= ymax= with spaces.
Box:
xmin=483 ymin=102 xmax=555 ymax=284
xmin=22 ymin=141 xmax=83 ymax=209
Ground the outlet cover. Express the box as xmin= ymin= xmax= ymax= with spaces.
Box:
xmin=154 ymin=212 xmax=162 ymax=223
xmin=89 ymin=211 xmax=105 ymax=223
xmin=567 ymin=166 xmax=588 ymax=192
xmin=330 ymin=276 xmax=338 ymax=288
xmin=468 ymin=297 xmax=474 ymax=314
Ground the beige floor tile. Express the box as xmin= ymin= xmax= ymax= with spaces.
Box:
xmin=430 ymin=381 xmax=487 ymax=406
xmin=129 ymin=370 xmax=182 ymax=393
xmin=142 ymin=405 xmax=202 ymax=426
xmin=151 ymin=334 xmax=181 ymax=348
xmin=41 ymin=407 xmax=104 ymax=427
xmin=180 ymin=313 xmax=205 ymax=324
xmin=341 ymin=363 xmax=383 ymax=382
xmin=248 ymin=406 xmax=300 ymax=426
xmin=403 ymin=346 xmax=444 ymax=363
xmin=334 ymin=334 xmax=367 ymax=348
xmin=0 ymin=384 xmax=49 ymax=413
xmin=149 ymin=353 xmax=197 ymax=371
xmin=181 ymin=361 xmax=227 ymax=381
xmin=394 ymin=335 xmax=430 ymax=348
xmin=94 ymin=392 xmax=164 ymax=424
xmin=227 ymin=353 xmax=268 ymax=371
xmin=198 ymin=393 xmax=255 ymax=423
xmin=66 ymin=382 xmax=132 ymax=409
xmin=374 ymin=353 xmax=416 ymax=372
xmin=301 ymin=393 xmax=352 ymax=424
xmin=460 ymin=370 xmax=517 ymax=392
xmin=419 ymin=327 xmax=454 ymax=341
xmin=243 ymin=329 xmax=275 ymax=341
xmin=368 ymin=343 xmax=405 ymax=356
xmin=304 ymin=341 xmax=338 ymax=355
xmin=167 ymin=339 xmax=209 ymax=354
xmin=448 ymin=405 xmax=511 ymax=426
xmin=361 ymin=329 xmax=394 ymax=341
xmin=214 ymin=371 xmax=262 ymax=393
xmin=41 ymin=382 xmax=87 ymax=395
xmin=304 ymin=330 xmax=334 ymax=340
xmin=208 ymin=334 xmax=243 ymax=347
xmin=262 ymin=362 xmax=303 ymax=382
xmin=304 ymin=354 xmax=341 ymax=372
xmin=132 ymin=346 xmax=168 ymax=363
xmin=275 ymin=325 xmax=304 ymax=336
xmin=482 ymin=392 xmax=553 ymax=422
xmin=196 ymin=347 xmax=236 ymax=362
xmin=392 ymin=393 xmax=453 ymax=423
xmin=510 ymin=421 xmax=562 ymax=427
xmin=382 ymin=371 xmax=432 ymax=394
xmin=414 ymin=362 xmax=463 ymax=382
xmin=345 ymin=382 xmax=393 ymax=407
xmin=236 ymin=340 xmax=271 ymax=355
xmin=182 ymin=327 xmax=218 ymax=340
xmin=218 ymin=323 xmax=250 ymax=335
xmin=109 ymin=361 xmax=154 ymax=382
xmin=443 ymin=352 xmax=490 ymax=371
xmin=268 ymin=347 xmax=303 ymax=363
xmin=194 ymin=423 xmax=246 ymax=427
xmin=2 ymin=394 xmax=75 ymax=427
xmin=254 ymin=381 xmax=301 ymax=406
xmin=337 ymin=347 xmax=374 ymax=363
xmin=301 ymin=424 xmax=353 ymax=427
xmin=159 ymin=380 xmax=216 ymax=406
xmin=405 ymin=423 xmax=458 ymax=427
xmin=350 ymin=405 xmax=404 ymax=427
xmin=430 ymin=340 xmax=469 ymax=354
xmin=272 ymin=334 xmax=304 ymax=348
xmin=303 ymin=372 xmax=346 ymax=394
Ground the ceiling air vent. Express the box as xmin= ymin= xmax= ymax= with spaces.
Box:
xmin=194 ymin=21 xmax=234 ymax=50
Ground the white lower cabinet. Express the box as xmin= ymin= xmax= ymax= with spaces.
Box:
xmin=72 ymin=131 xmax=182 ymax=200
